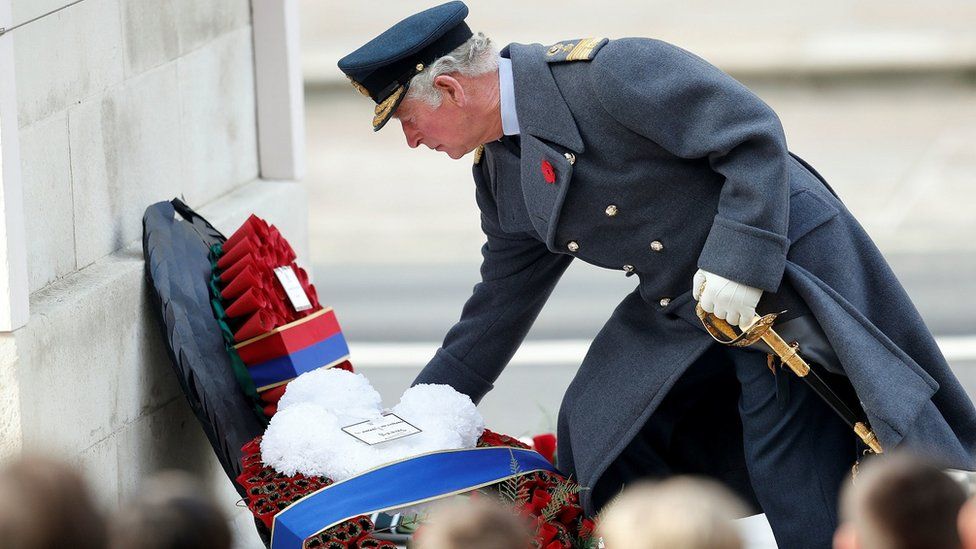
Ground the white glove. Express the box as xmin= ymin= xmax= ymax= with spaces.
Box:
xmin=692 ymin=269 xmax=762 ymax=330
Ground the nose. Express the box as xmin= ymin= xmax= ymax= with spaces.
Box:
xmin=401 ymin=122 xmax=422 ymax=149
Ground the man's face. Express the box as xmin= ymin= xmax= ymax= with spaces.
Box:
xmin=394 ymin=92 xmax=479 ymax=160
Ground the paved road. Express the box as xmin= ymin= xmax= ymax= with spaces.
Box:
xmin=313 ymin=254 xmax=976 ymax=435
xmin=317 ymin=251 xmax=976 ymax=343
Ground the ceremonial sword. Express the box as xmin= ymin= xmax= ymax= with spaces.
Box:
xmin=695 ymin=305 xmax=884 ymax=455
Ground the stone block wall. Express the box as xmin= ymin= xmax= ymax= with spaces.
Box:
xmin=14 ymin=0 xmax=258 ymax=292
xmin=1 ymin=1 xmax=307 ymax=546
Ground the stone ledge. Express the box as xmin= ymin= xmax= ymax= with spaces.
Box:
xmin=19 ymin=179 xmax=306 ymax=454
xmin=5 ymin=178 xmax=304 ymax=547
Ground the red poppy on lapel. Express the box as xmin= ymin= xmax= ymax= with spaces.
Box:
xmin=541 ymin=160 xmax=556 ymax=183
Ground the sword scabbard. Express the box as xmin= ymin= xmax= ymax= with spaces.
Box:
xmin=695 ymin=303 xmax=883 ymax=454
xmin=759 ymin=332 xmax=810 ymax=377
xmin=854 ymin=422 xmax=884 ymax=454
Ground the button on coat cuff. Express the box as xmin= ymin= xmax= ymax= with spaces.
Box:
xmin=411 ymin=347 xmax=495 ymax=405
xmin=698 ymin=216 xmax=789 ymax=292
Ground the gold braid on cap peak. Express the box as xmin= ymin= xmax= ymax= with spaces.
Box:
xmin=347 ymin=77 xmax=372 ymax=98
xmin=372 ymin=85 xmax=405 ymax=128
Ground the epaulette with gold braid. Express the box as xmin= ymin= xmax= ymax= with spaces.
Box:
xmin=544 ymin=38 xmax=608 ymax=62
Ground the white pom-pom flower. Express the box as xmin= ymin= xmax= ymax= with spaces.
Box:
xmin=260 ymin=403 xmax=342 ymax=478
xmin=393 ymin=384 xmax=485 ymax=448
xmin=261 ymin=370 xmax=486 ymax=483
xmin=277 ymin=368 xmax=383 ymax=425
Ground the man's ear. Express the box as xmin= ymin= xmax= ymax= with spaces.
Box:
xmin=433 ymin=75 xmax=465 ymax=107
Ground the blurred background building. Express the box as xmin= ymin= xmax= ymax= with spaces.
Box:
xmin=0 ymin=1 xmax=972 ymax=547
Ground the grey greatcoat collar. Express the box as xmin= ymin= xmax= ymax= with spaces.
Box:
xmin=507 ymin=43 xmax=585 ymax=154
xmin=493 ymin=43 xmax=587 ymax=252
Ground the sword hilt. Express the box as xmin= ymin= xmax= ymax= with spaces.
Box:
xmin=695 ymin=304 xmax=777 ymax=347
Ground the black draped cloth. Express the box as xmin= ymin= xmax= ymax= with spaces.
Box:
xmin=142 ymin=199 xmax=265 ymax=497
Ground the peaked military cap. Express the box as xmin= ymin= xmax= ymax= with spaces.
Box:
xmin=337 ymin=1 xmax=473 ymax=131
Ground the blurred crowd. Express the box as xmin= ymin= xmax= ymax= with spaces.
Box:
xmin=0 ymin=452 xmax=973 ymax=549
xmin=415 ymin=453 xmax=976 ymax=549
xmin=0 ymin=457 xmax=230 ymax=549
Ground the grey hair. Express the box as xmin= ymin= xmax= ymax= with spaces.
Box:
xmin=406 ymin=32 xmax=498 ymax=108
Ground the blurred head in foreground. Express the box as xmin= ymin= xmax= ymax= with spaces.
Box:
xmin=413 ymin=495 xmax=534 ymax=549
xmin=596 ymin=476 xmax=747 ymax=549
xmin=0 ymin=455 xmax=108 ymax=549
xmin=960 ymin=494 xmax=976 ymax=549
xmin=834 ymin=453 xmax=967 ymax=549
xmin=111 ymin=470 xmax=230 ymax=549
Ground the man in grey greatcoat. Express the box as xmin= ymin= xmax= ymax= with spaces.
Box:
xmin=337 ymin=2 xmax=976 ymax=547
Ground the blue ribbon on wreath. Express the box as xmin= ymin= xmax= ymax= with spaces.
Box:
xmin=271 ymin=446 xmax=558 ymax=549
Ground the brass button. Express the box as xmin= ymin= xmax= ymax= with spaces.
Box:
xmin=567 ymin=240 xmax=580 ymax=252
xmin=622 ymin=264 xmax=635 ymax=273
xmin=564 ymin=152 xmax=576 ymax=165
xmin=659 ymin=297 xmax=671 ymax=307
xmin=605 ymin=204 xmax=618 ymax=217
xmin=650 ymin=240 xmax=664 ymax=252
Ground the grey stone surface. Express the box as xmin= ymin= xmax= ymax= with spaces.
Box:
xmin=12 ymin=0 xmax=263 ymax=294
xmin=19 ymin=111 xmax=75 ymax=292
xmin=9 ymin=180 xmax=305 ymax=543
xmin=174 ymin=0 xmax=251 ymax=55
xmin=0 ymin=334 xmax=23 ymax=460
xmin=71 ymin=432 xmax=121 ymax=509
xmin=199 ymin=180 xmax=311 ymax=263
xmin=6 ymin=1 xmax=289 ymax=543
xmin=113 ymin=398 xmax=216 ymax=503
xmin=12 ymin=0 xmax=124 ymax=127
xmin=69 ymin=63 xmax=183 ymax=269
xmin=121 ymin=0 xmax=180 ymax=77
xmin=177 ymin=27 xmax=259 ymax=206
xmin=11 ymin=0 xmax=76 ymax=25
xmin=16 ymin=247 xmax=177 ymax=456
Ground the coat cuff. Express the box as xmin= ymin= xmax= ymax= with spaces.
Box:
xmin=698 ymin=216 xmax=789 ymax=292
xmin=411 ymin=347 xmax=495 ymax=405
